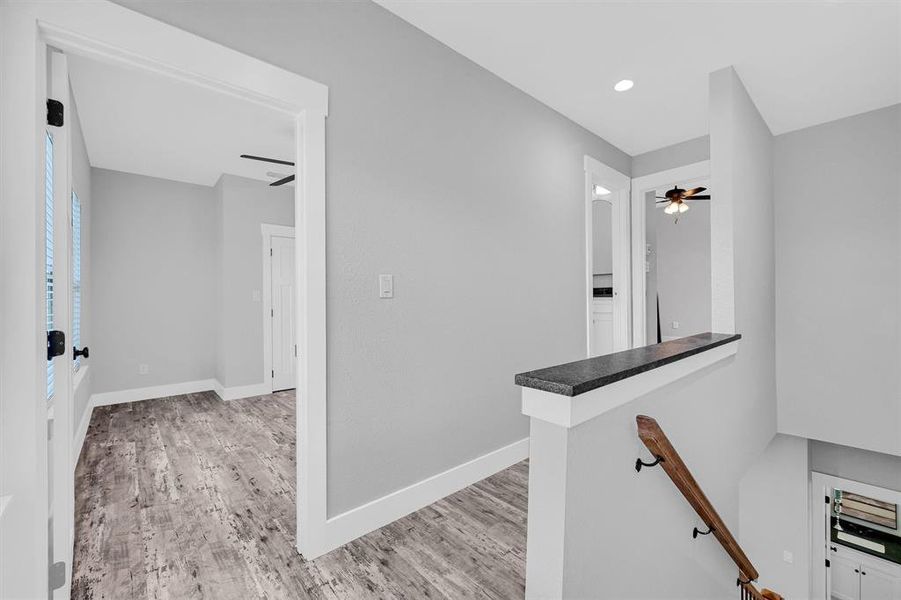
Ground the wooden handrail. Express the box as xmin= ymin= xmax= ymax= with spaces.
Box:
xmin=636 ymin=415 xmax=759 ymax=581
xmin=741 ymin=581 xmax=784 ymax=600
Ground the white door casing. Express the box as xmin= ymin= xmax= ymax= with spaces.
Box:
xmin=271 ymin=235 xmax=296 ymax=392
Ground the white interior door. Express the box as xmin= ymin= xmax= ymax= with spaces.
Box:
xmin=271 ymin=235 xmax=296 ymax=391
xmin=48 ymin=49 xmax=74 ymax=598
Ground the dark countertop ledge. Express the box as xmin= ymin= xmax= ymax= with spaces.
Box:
xmin=514 ymin=332 xmax=741 ymax=397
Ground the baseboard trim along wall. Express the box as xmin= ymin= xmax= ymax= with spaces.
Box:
xmin=213 ymin=380 xmax=271 ymax=401
xmin=316 ymin=437 xmax=530 ymax=557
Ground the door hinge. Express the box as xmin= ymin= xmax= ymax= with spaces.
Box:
xmin=49 ymin=561 xmax=66 ymax=590
xmin=825 ymin=559 xmax=830 ymax=568
xmin=271 ymin=369 xmax=275 ymax=378
xmin=47 ymin=330 xmax=66 ymax=360
xmin=270 ymin=248 xmax=273 ymax=256
xmin=825 ymin=495 xmax=830 ymax=504
xmin=294 ymin=344 xmax=297 ymax=357
xmin=47 ymin=99 xmax=64 ymax=127
xmin=271 ymin=309 xmax=274 ymax=317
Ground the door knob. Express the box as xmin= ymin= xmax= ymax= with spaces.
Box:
xmin=73 ymin=346 xmax=89 ymax=360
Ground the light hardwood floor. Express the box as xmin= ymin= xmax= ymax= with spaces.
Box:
xmin=72 ymin=391 xmax=527 ymax=599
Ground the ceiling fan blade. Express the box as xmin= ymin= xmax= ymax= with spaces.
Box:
xmin=688 ymin=195 xmax=711 ymax=200
xmin=270 ymin=174 xmax=295 ymax=187
xmin=656 ymin=200 xmax=672 ymax=204
xmin=681 ymin=186 xmax=707 ymax=198
xmin=241 ymin=154 xmax=295 ymax=166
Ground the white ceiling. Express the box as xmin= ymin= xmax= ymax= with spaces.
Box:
xmin=377 ymin=0 xmax=900 ymax=155
xmin=68 ymin=54 xmax=295 ymax=187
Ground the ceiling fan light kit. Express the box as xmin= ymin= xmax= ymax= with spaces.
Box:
xmin=656 ymin=185 xmax=709 ymax=221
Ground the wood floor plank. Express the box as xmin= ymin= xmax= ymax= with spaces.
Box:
xmin=73 ymin=391 xmax=526 ymax=599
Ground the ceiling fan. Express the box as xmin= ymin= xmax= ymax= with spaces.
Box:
xmin=240 ymin=154 xmax=295 ymax=186
xmin=656 ymin=185 xmax=710 ymax=219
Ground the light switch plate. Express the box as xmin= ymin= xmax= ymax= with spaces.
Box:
xmin=139 ymin=364 xmax=150 ymax=375
xmin=672 ymin=321 xmax=680 ymax=329
xmin=379 ymin=274 xmax=394 ymax=299
xmin=783 ymin=550 xmax=793 ymax=564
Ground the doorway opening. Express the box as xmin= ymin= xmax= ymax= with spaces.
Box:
xmin=584 ymin=155 xmax=631 ymax=356
xmin=0 ymin=4 xmax=328 ymax=596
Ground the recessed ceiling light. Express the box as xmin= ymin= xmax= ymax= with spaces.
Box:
xmin=614 ymin=79 xmax=634 ymax=92
xmin=593 ymin=184 xmax=612 ymax=196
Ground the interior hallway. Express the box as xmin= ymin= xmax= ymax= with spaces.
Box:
xmin=72 ymin=391 xmax=527 ymax=599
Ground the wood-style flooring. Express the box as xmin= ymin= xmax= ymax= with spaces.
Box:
xmin=72 ymin=391 xmax=527 ymax=599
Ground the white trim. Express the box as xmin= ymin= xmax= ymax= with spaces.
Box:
xmin=213 ymin=380 xmax=272 ymax=401
xmin=261 ymin=224 xmax=296 ymax=395
xmin=630 ymin=161 xmax=710 ymax=347
xmin=72 ymin=363 xmax=89 ymax=393
xmin=521 ymin=339 xmax=739 ymax=428
xmin=583 ymin=155 xmax=631 ymax=356
xmin=810 ymin=472 xmax=901 ymax=600
xmin=1 ymin=2 xmax=332 ymax=574
xmin=317 ymin=438 xmax=530 ymax=557
xmin=72 ymin=396 xmax=93 ymax=470
xmin=90 ymin=379 xmax=217 ymax=407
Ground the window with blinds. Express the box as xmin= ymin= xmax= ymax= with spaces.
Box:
xmin=73 ymin=191 xmax=82 ymax=371
xmin=45 ymin=131 xmax=55 ymax=400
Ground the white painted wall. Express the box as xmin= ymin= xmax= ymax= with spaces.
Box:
xmin=118 ymin=0 xmax=632 ymax=516
xmin=70 ymin=91 xmax=94 ymax=442
xmin=654 ymin=196 xmax=711 ymax=339
xmin=775 ymin=104 xmax=901 ymax=457
xmin=215 ymin=174 xmax=293 ymax=388
xmin=91 ymin=168 xmax=218 ymax=393
xmin=739 ymin=434 xmax=810 ymax=600
xmin=524 ymin=67 xmax=776 ymax=599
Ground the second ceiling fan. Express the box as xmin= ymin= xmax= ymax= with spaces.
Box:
xmin=656 ymin=185 xmax=710 ymax=221
xmin=240 ymin=154 xmax=295 ymax=186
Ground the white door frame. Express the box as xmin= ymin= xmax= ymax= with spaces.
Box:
xmin=0 ymin=4 xmax=330 ymax=595
xmin=584 ymin=155 xmax=631 ymax=355
xmin=810 ymin=472 xmax=901 ymax=600
xmin=262 ymin=224 xmax=296 ymax=394
xmin=630 ymin=161 xmax=710 ymax=347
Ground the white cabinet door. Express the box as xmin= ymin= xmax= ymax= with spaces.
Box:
xmin=831 ymin=554 xmax=861 ymax=600
xmin=590 ymin=299 xmax=614 ymax=357
xmin=860 ymin=563 xmax=901 ymax=600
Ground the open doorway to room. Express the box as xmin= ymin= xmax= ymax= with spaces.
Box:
xmin=584 ymin=156 xmax=631 ymax=356
xmin=0 ymin=5 xmax=328 ymax=595
xmin=631 ymin=161 xmax=711 ymax=346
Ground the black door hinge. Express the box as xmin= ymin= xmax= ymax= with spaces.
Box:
xmin=826 ymin=495 xmax=830 ymax=504
xmin=271 ymin=369 xmax=275 ymax=378
xmin=825 ymin=559 xmax=830 ymax=568
xmin=47 ymin=99 xmax=64 ymax=127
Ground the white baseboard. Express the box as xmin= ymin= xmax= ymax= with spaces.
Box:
xmin=72 ymin=400 xmax=93 ymax=470
xmin=90 ymin=378 xmax=217 ymax=407
xmin=213 ymin=380 xmax=271 ymax=401
xmin=313 ymin=437 xmax=530 ymax=557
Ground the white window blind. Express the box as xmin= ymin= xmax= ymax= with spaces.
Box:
xmin=45 ymin=132 xmax=55 ymax=400
xmin=72 ymin=191 xmax=82 ymax=371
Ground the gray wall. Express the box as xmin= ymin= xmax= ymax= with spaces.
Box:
xmin=739 ymin=434 xmax=810 ymax=599
xmin=538 ymin=67 xmax=776 ymax=599
xmin=71 ymin=89 xmax=93 ymax=436
xmin=654 ymin=197 xmax=711 ymax=339
xmin=91 ymin=168 xmax=217 ymax=393
xmin=216 ymin=174 xmax=293 ymax=388
xmin=632 ymin=135 xmax=710 ymax=178
xmin=118 ymin=0 xmax=632 ymax=516
xmin=775 ymin=104 xmax=901 ymax=457
xmin=810 ymin=439 xmax=901 ymax=492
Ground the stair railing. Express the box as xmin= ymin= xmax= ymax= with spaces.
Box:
xmin=636 ymin=415 xmax=784 ymax=600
